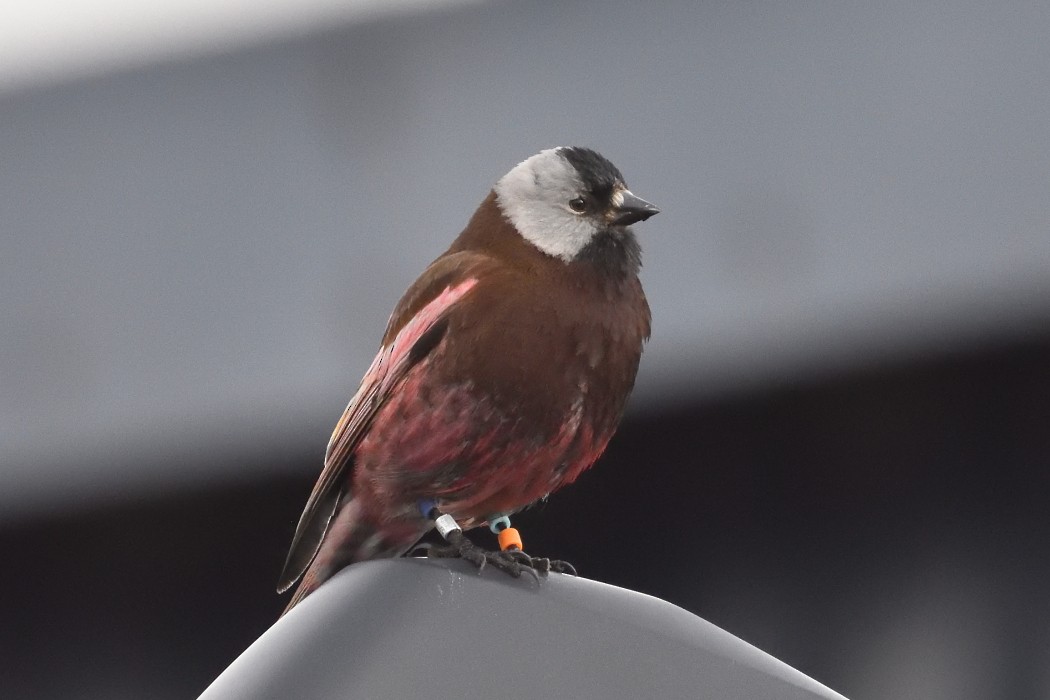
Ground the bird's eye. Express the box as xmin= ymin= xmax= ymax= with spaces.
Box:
xmin=568 ymin=197 xmax=587 ymax=213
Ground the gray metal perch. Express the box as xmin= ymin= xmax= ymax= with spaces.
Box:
xmin=200 ymin=558 xmax=848 ymax=700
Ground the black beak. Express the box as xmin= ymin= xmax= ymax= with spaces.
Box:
xmin=610 ymin=190 xmax=660 ymax=226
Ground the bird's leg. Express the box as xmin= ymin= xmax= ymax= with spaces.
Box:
xmin=486 ymin=514 xmax=578 ymax=576
xmin=418 ymin=505 xmax=532 ymax=578
xmin=416 ymin=503 xmax=578 ymax=576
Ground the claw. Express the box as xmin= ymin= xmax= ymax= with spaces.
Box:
xmin=503 ymin=549 xmax=534 ymax=567
xmin=548 ymin=559 xmax=578 ymax=576
xmin=427 ymin=531 xmax=537 ymax=579
xmin=528 ymin=556 xmax=551 ymax=573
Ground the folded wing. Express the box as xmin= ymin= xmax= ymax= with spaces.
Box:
xmin=276 ymin=274 xmax=480 ymax=593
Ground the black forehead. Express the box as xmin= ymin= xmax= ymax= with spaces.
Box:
xmin=557 ymin=147 xmax=625 ymax=194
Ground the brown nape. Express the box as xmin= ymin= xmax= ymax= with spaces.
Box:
xmin=446 ymin=191 xmax=541 ymax=266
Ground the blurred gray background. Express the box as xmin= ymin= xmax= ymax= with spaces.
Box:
xmin=2 ymin=1 xmax=1048 ymax=699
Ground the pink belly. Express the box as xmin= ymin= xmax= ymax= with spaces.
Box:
xmin=352 ymin=367 xmax=607 ymax=525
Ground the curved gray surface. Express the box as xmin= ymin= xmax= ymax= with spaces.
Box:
xmin=200 ymin=558 xmax=848 ymax=699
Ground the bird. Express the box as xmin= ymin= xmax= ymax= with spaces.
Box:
xmin=277 ymin=146 xmax=657 ymax=614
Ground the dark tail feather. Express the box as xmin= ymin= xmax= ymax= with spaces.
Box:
xmin=281 ymin=566 xmax=324 ymax=616
xmin=276 ymin=488 xmax=343 ymax=595
xmin=280 ymin=499 xmax=432 ymax=616
xmin=281 ymin=497 xmax=369 ymax=616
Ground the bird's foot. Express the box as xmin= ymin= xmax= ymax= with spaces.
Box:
xmin=423 ymin=534 xmax=577 ymax=577
xmin=416 ymin=508 xmax=578 ymax=577
xmin=525 ymin=556 xmax=578 ymax=576
xmin=500 ymin=548 xmax=579 ymax=577
xmin=487 ymin=514 xmax=578 ymax=576
xmin=426 ymin=530 xmax=536 ymax=578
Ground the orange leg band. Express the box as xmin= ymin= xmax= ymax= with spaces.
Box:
xmin=498 ymin=527 xmax=523 ymax=552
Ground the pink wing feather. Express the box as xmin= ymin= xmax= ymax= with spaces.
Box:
xmin=276 ymin=278 xmax=478 ymax=592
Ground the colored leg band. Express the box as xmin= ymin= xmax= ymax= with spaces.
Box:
xmin=418 ymin=500 xmax=438 ymax=519
xmin=435 ymin=514 xmax=461 ymax=540
xmin=498 ymin=527 xmax=523 ymax=552
xmin=488 ymin=515 xmax=512 ymax=533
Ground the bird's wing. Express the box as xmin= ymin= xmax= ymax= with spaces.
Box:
xmin=277 ymin=254 xmax=489 ymax=593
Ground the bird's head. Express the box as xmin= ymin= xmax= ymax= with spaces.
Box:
xmin=494 ymin=146 xmax=659 ymax=263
